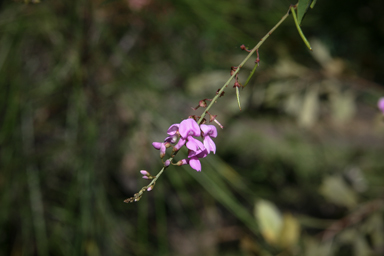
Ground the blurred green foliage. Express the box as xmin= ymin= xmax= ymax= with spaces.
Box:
xmin=0 ymin=0 xmax=384 ymax=255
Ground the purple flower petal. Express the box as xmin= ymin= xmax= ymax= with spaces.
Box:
xmin=186 ymin=136 xmax=205 ymax=152
xmin=203 ymin=136 xmax=216 ymax=154
xmin=152 ymin=142 xmax=162 ymax=150
xmin=189 ymin=157 xmax=201 ymax=172
xmin=167 ymin=124 xmax=179 ymax=135
xmin=200 ymin=124 xmax=217 ymax=138
xmin=160 ymin=143 xmax=166 ymax=158
xmin=179 ymin=119 xmax=200 ymax=138
xmin=174 ymin=137 xmax=186 ymax=151
xmin=188 ymin=148 xmax=208 ymax=159
xmin=165 ymin=135 xmax=178 ymax=144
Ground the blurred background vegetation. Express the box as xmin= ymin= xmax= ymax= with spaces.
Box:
xmin=1 ymin=0 xmax=384 ymax=255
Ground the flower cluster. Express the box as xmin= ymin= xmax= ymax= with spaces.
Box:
xmin=152 ymin=118 xmax=217 ymax=172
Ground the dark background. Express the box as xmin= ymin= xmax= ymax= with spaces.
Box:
xmin=1 ymin=0 xmax=384 ymax=255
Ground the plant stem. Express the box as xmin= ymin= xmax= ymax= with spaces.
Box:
xmin=156 ymin=4 xmax=295 ymax=190
xmin=125 ymin=4 xmax=299 ymax=203
xmin=197 ymin=4 xmax=295 ymax=124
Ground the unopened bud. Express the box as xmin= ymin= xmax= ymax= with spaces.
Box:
xmin=160 ymin=143 xmax=166 ymax=158
xmin=176 ymin=159 xmax=188 ymax=166
xmin=147 ymin=183 xmax=155 ymax=191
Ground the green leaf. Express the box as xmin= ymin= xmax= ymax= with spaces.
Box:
xmin=291 ymin=6 xmax=313 ymax=50
xmin=297 ymin=0 xmax=313 ymax=25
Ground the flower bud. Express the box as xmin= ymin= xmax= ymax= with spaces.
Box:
xmin=147 ymin=184 xmax=155 ymax=191
xmin=159 ymin=143 xmax=166 ymax=158
xmin=176 ymin=159 xmax=188 ymax=166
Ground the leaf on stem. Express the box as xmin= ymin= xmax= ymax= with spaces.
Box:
xmin=236 ymin=86 xmax=242 ymax=111
xmin=297 ymin=0 xmax=314 ymax=25
xmin=291 ymin=6 xmax=312 ymax=50
xmin=243 ymin=64 xmax=258 ymax=88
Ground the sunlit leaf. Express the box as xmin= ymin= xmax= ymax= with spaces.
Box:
xmin=254 ymin=199 xmax=283 ymax=245
xmin=278 ymin=213 xmax=301 ymax=249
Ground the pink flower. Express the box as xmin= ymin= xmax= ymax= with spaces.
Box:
xmin=174 ymin=118 xmax=205 ymax=152
xmin=187 ymin=149 xmax=208 ymax=172
xmin=152 ymin=118 xmax=219 ymax=172
xmin=200 ymin=124 xmax=217 ymax=154
xmin=178 ymin=148 xmax=208 ymax=172
xmin=378 ymin=98 xmax=384 ymax=114
xmin=153 ymin=123 xmax=180 ymax=156
xmin=179 ymin=119 xmax=201 ymax=138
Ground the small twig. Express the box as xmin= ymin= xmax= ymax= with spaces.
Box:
xmin=320 ymin=199 xmax=384 ymax=241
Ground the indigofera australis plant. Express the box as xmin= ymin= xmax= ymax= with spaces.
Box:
xmin=124 ymin=1 xmax=317 ymax=203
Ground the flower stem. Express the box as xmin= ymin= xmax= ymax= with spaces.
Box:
xmin=125 ymin=4 xmax=299 ymax=203
xmin=155 ymin=4 xmax=296 ymax=192
xmin=146 ymin=165 xmax=165 ymax=189
xmin=197 ymin=4 xmax=295 ymax=124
